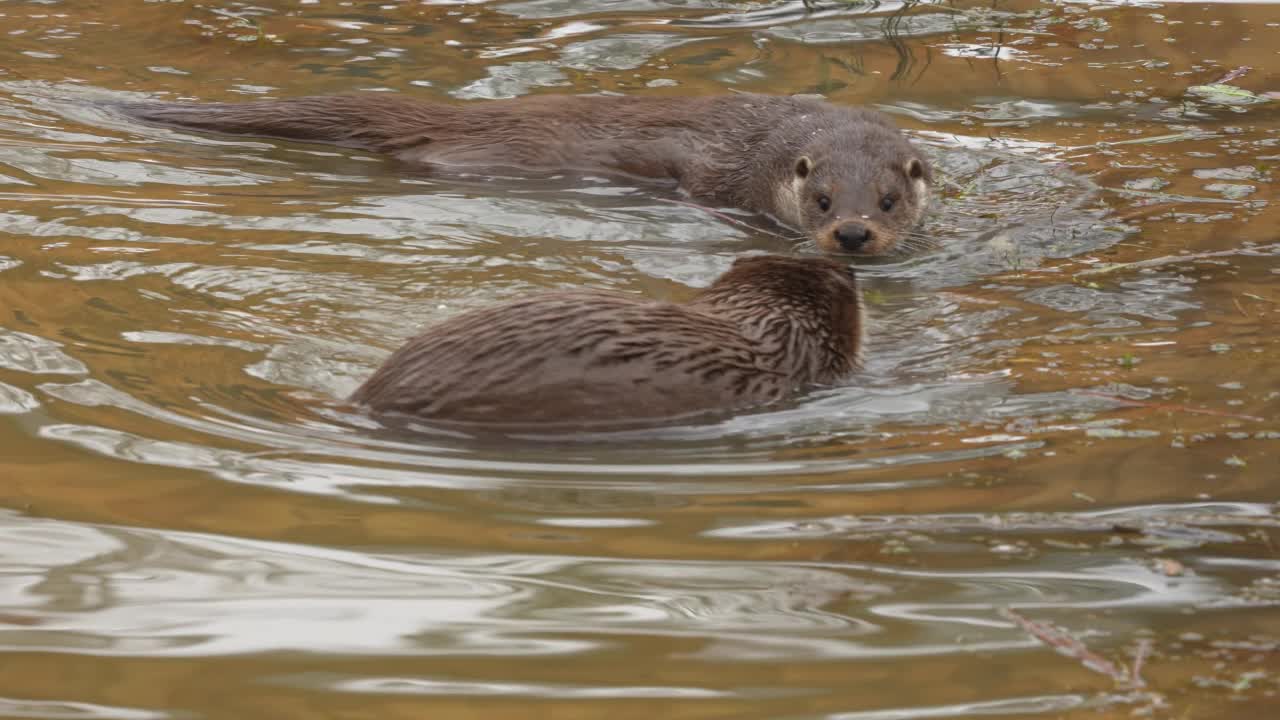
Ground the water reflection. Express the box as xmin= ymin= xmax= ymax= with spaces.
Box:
xmin=0 ymin=509 xmax=1249 ymax=661
xmin=0 ymin=698 xmax=171 ymax=720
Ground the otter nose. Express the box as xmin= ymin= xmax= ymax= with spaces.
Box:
xmin=833 ymin=222 xmax=870 ymax=253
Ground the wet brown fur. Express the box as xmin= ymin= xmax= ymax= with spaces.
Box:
xmin=349 ymin=255 xmax=862 ymax=427
xmin=120 ymin=93 xmax=933 ymax=255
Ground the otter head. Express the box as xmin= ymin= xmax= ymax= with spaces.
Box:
xmin=775 ymin=127 xmax=933 ymax=256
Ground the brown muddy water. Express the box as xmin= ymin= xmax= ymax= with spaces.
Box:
xmin=0 ymin=0 xmax=1278 ymax=718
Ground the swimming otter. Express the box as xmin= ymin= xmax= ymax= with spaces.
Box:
xmin=349 ymin=254 xmax=862 ymax=427
xmin=121 ymin=93 xmax=933 ymax=255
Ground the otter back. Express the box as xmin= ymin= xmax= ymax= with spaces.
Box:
xmin=349 ymin=254 xmax=863 ymax=428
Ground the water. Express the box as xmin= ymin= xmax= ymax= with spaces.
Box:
xmin=0 ymin=0 xmax=1277 ymax=717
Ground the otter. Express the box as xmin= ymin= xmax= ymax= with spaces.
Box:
xmin=349 ymin=254 xmax=862 ymax=427
xmin=120 ymin=93 xmax=933 ymax=255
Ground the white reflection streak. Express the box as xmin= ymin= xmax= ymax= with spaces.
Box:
xmin=0 ymin=504 xmax=1230 ymax=662
xmin=334 ymin=676 xmax=727 ymax=698
xmin=820 ymin=693 xmax=1087 ymax=720
xmin=0 ymin=697 xmax=171 ymax=720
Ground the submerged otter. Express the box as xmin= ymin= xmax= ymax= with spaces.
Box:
xmin=349 ymin=254 xmax=862 ymax=427
xmin=121 ymin=93 xmax=933 ymax=255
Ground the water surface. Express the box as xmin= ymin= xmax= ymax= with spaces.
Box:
xmin=0 ymin=0 xmax=1278 ymax=718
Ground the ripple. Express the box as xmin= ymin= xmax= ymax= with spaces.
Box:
xmin=704 ymin=503 xmax=1279 ymax=542
xmin=0 ymin=329 xmax=88 ymax=375
xmin=764 ymin=3 xmax=1006 ymax=44
xmin=0 ymin=698 xmax=171 ymax=720
xmin=497 ymin=0 xmax=700 ymax=20
xmin=821 ymin=694 xmax=1089 ymax=720
xmin=0 ymin=381 xmax=38 ymax=414
xmin=1021 ymin=277 xmax=1199 ymax=322
xmin=452 ymin=61 xmax=572 ymax=100
xmin=0 ymin=146 xmax=281 ymax=187
xmin=0 ymin=509 xmax=1235 ymax=661
xmin=318 ymin=674 xmax=738 ymax=698
xmin=0 ymin=1 xmax=1276 ymax=715
xmin=558 ymin=34 xmax=698 ymax=71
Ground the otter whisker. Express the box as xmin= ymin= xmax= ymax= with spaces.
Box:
xmin=903 ymin=236 xmax=942 ymax=249
xmin=891 ymin=235 xmax=941 ymax=257
xmin=899 ymin=233 xmax=943 ymax=248
xmin=901 ymin=228 xmax=942 ymax=239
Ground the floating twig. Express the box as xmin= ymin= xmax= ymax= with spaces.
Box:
xmin=1131 ymin=638 xmax=1153 ymax=689
xmin=1075 ymin=247 xmax=1264 ymax=277
xmin=1002 ymin=608 xmax=1130 ymax=683
xmin=1074 ymin=390 xmax=1264 ymax=423
xmin=1069 ymin=131 xmax=1217 ymax=152
xmin=1103 ymin=187 xmax=1242 ymax=205
xmin=1214 ymin=66 xmax=1253 ymax=84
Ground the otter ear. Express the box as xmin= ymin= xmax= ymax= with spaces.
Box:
xmin=906 ymin=157 xmax=926 ymax=180
xmin=794 ymin=156 xmax=812 ymax=179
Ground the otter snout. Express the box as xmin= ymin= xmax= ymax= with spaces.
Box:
xmin=833 ymin=222 xmax=871 ymax=253
xmin=815 ymin=218 xmax=896 ymax=256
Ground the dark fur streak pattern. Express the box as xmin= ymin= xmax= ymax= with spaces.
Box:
xmin=348 ymin=255 xmax=863 ymax=427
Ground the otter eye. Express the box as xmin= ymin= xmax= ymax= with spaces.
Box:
xmin=817 ymin=195 xmax=831 ymax=213
xmin=879 ymin=195 xmax=896 ymax=212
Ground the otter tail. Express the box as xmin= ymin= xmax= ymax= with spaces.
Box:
xmin=118 ymin=94 xmax=442 ymax=151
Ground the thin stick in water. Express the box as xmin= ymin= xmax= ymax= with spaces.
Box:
xmin=1002 ymin=608 xmax=1130 ymax=684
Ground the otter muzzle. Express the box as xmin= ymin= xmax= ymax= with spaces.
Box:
xmin=833 ymin=222 xmax=871 ymax=253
